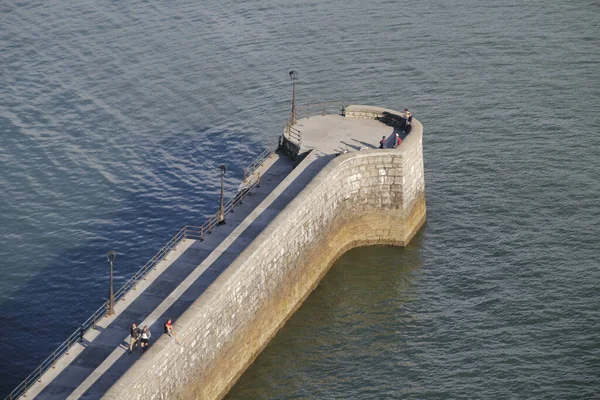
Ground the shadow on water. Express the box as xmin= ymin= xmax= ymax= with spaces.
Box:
xmin=0 ymin=125 xmax=276 ymax=397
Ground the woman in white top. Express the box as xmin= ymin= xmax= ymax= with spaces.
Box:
xmin=140 ymin=325 xmax=151 ymax=350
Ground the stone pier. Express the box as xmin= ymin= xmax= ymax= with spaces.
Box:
xmin=25 ymin=105 xmax=425 ymax=400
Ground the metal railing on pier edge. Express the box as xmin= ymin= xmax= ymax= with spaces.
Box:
xmin=294 ymin=100 xmax=347 ymax=120
xmin=283 ymin=101 xmax=347 ymax=147
xmin=5 ymin=144 xmax=279 ymax=400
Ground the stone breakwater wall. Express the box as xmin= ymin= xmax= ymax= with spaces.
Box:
xmin=104 ymin=121 xmax=425 ymax=400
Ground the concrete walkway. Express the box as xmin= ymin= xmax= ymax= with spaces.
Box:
xmin=297 ymin=114 xmax=399 ymax=155
xmin=28 ymin=149 xmax=332 ymax=400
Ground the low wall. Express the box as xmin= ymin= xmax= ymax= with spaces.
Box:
xmin=104 ymin=114 xmax=425 ymax=400
xmin=279 ymin=129 xmax=301 ymax=159
xmin=345 ymin=104 xmax=409 ymax=127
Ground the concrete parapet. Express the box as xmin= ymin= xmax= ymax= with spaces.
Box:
xmin=104 ymin=118 xmax=425 ymax=400
xmin=345 ymin=104 xmax=408 ymax=126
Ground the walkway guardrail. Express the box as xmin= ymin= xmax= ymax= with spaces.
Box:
xmin=283 ymin=123 xmax=302 ymax=145
xmin=295 ymin=101 xmax=347 ymax=120
xmin=5 ymin=144 xmax=278 ymax=400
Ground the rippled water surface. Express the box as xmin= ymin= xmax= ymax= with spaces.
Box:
xmin=1 ymin=0 xmax=599 ymax=398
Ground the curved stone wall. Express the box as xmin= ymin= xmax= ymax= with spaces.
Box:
xmin=105 ymin=116 xmax=425 ymax=400
xmin=280 ymin=125 xmax=301 ymax=159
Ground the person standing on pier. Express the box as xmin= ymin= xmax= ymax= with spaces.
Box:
xmin=140 ymin=325 xmax=151 ymax=351
xmin=129 ymin=322 xmax=141 ymax=353
xmin=403 ymin=108 xmax=413 ymax=133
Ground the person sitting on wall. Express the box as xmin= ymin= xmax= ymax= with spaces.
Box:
xmin=164 ymin=318 xmax=180 ymax=344
xmin=379 ymin=135 xmax=387 ymax=149
xmin=396 ymin=133 xmax=403 ymax=147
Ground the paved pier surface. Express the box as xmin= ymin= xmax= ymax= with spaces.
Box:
xmin=23 ymin=106 xmax=419 ymax=400
xmin=297 ymin=113 xmax=401 ymax=155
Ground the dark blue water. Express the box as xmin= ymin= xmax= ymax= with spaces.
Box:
xmin=2 ymin=0 xmax=599 ymax=398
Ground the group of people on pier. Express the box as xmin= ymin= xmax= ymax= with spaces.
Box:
xmin=378 ymin=109 xmax=413 ymax=149
xmin=129 ymin=318 xmax=179 ymax=353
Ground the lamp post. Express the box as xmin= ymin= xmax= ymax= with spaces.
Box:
xmin=289 ymin=70 xmax=298 ymax=124
xmin=106 ymin=250 xmax=117 ymax=316
xmin=218 ymin=164 xmax=227 ymax=224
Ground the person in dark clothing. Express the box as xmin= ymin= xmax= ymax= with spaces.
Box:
xmin=379 ymin=135 xmax=387 ymax=149
xmin=129 ymin=322 xmax=141 ymax=353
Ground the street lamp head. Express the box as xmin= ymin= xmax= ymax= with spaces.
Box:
xmin=219 ymin=164 xmax=227 ymax=173
xmin=289 ymin=70 xmax=298 ymax=81
xmin=107 ymin=250 xmax=117 ymax=263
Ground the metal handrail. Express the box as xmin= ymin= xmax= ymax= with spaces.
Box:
xmin=5 ymin=144 xmax=278 ymax=400
xmin=283 ymin=123 xmax=301 ymax=145
xmin=295 ymin=101 xmax=347 ymax=120
xmin=243 ymin=145 xmax=277 ymax=184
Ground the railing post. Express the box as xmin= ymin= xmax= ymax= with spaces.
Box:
xmin=322 ymin=103 xmax=326 ymax=115
xmin=257 ymin=172 xmax=261 ymax=187
xmin=52 ymin=353 xmax=57 ymax=368
xmin=243 ymin=168 xmax=247 ymax=183
xmin=201 ymin=226 xmax=204 ymax=241
xmin=37 ymin=365 xmax=42 ymax=382
xmin=79 ymin=325 xmax=84 ymax=342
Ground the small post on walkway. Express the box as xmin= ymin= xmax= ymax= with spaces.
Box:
xmin=289 ymin=70 xmax=298 ymax=124
xmin=106 ymin=250 xmax=117 ymax=317
xmin=217 ymin=165 xmax=227 ymax=224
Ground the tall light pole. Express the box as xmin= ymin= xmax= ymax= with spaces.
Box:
xmin=106 ymin=250 xmax=117 ymax=316
xmin=217 ymin=164 xmax=227 ymax=225
xmin=289 ymin=70 xmax=298 ymax=125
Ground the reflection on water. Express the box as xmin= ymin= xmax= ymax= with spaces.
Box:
xmin=226 ymin=241 xmax=425 ymax=399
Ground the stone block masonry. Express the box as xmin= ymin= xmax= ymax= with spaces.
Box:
xmin=103 ymin=110 xmax=425 ymax=400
